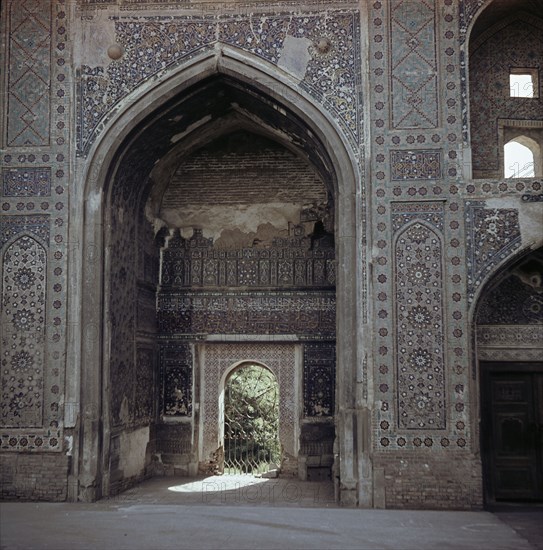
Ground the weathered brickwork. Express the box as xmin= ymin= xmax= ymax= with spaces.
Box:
xmin=0 ymin=453 xmax=70 ymax=501
xmin=162 ymin=132 xmax=326 ymax=209
xmin=375 ymin=454 xmax=483 ymax=510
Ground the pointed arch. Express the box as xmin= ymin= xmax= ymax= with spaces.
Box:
xmin=73 ymin=46 xmax=361 ymax=502
xmin=473 ymin=246 xmax=543 ymax=502
xmin=219 ymin=360 xmax=280 ymax=474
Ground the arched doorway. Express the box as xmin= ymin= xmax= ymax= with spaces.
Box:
xmin=75 ymin=49 xmax=361 ymax=502
xmin=476 ymin=248 xmax=543 ymax=503
xmin=222 ymin=363 xmax=280 ymax=475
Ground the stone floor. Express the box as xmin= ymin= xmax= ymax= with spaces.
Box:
xmin=1 ymin=476 xmax=542 ymax=550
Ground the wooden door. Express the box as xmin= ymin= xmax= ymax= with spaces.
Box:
xmin=482 ymin=363 xmax=543 ymax=502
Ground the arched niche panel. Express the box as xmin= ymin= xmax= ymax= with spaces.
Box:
xmin=393 ymin=221 xmax=446 ymax=430
xmin=1 ymin=235 xmax=47 ymax=428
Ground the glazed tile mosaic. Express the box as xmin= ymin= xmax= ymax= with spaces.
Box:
xmin=1 ymin=0 xmax=542 ymax=507
xmin=389 ymin=0 xmax=438 ymax=129
xmin=465 ymin=202 xmax=522 ymax=303
xmin=392 ymin=203 xmax=445 ymax=430
xmin=77 ymin=9 xmax=362 ymax=156
xmin=2 ymin=168 xmax=52 ymax=197
xmin=1 ymin=0 xmax=70 ymax=454
xmin=6 ymin=0 xmax=52 ymax=147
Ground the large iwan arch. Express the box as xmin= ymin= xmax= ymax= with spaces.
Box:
xmin=70 ymin=47 xmax=367 ymax=505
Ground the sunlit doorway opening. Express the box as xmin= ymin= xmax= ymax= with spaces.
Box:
xmin=504 ymin=138 xmax=536 ymax=178
xmin=223 ymin=363 xmax=281 ymax=476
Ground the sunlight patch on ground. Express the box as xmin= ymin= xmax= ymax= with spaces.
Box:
xmin=165 ymin=475 xmax=335 ymax=506
xmin=168 ymin=475 xmax=269 ymax=493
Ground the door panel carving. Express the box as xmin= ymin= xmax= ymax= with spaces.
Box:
xmin=482 ymin=363 xmax=543 ymax=502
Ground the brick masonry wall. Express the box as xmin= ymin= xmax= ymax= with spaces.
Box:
xmin=1 ymin=453 xmax=70 ymax=501
xmin=374 ymin=453 xmax=483 ymax=510
xmin=109 ymin=471 xmax=152 ymax=497
xmin=161 ymin=131 xmax=326 ymax=209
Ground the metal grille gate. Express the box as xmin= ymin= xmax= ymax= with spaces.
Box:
xmin=224 ymin=364 xmax=281 ymax=475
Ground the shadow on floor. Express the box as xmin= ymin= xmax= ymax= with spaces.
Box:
xmin=102 ymin=474 xmax=337 ymax=508
xmin=87 ymin=476 xmax=543 ymax=549
xmin=2 ymin=480 xmax=542 ymax=550
xmin=486 ymin=503 xmax=543 ymax=550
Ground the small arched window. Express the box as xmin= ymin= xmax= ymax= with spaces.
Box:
xmin=504 ymin=138 xmax=536 ymax=178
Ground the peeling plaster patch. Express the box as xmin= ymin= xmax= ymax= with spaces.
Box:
xmin=118 ymin=426 xmax=150 ymax=479
xmin=278 ymin=34 xmax=313 ymax=80
xmin=161 ymin=202 xmax=302 ymax=243
xmin=519 ymin=202 xmax=543 ymax=248
xmin=215 ymin=222 xmax=289 ymax=249
xmin=86 ymin=189 xmax=103 ymax=213
xmin=230 ymin=103 xmax=288 ymax=134
xmin=486 ymin=197 xmax=543 ymax=249
xmin=75 ymin=13 xmax=117 ymax=67
xmin=171 ymin=116 xmax=212 ymax=144
xmin=64 ymin=436 xmax=73 ymax=457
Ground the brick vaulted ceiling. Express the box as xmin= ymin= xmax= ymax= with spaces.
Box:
xmin=470 ymin=0 xmax=543 ymax=45
xmin=107 ymin=75 xmax=336 ymax=218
